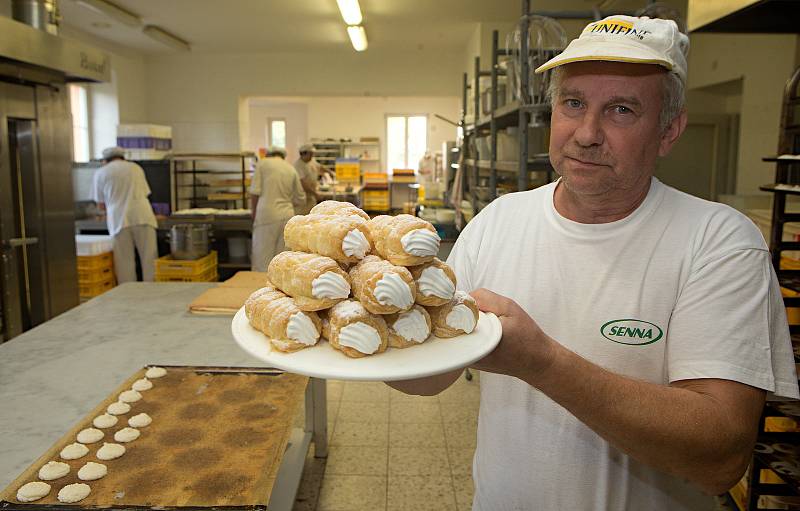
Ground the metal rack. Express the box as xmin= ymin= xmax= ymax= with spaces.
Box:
xmin=170 ymin=152 xmax=256 ymax=211
xmin=458 ymin=0 xmax=556 ymax=217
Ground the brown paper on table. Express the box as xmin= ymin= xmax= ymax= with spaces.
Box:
xmin=188 ymin=286 xmax=256 ymax=315
xmin=218 ymin=271 xmax=269 ymax=289
xmin=0 ymin=366 xmax=308 ymax=509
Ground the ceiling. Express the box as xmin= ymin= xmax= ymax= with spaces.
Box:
xmin=58 ymin=0 xmax=687 ymax=54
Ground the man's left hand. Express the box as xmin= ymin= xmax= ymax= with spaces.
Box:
xmin=469 ymin=289 xmax=558 ymax=380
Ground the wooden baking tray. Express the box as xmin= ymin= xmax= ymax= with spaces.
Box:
xmin=0 ymin=366 xmax=308 ymax=510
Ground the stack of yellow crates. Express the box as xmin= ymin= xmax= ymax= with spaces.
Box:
xmin=77 ymin=251 xmax=116 ymax=300
xmin=362 ymin=172 xmax=390 ymax=212
xmin=155 ymin=251 xmax=218 ymax=282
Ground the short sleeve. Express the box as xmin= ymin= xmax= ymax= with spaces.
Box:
xmin=446 ymin=229 xmax=477 ymax=293
xmin=249 ymin=166 xmax=261 ymax=195
xmin=667 ymin=248 xmax=799 ymax=399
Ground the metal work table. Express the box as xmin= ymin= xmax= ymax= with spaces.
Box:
xmin=0 ymin=282 xmax=326 ymax=510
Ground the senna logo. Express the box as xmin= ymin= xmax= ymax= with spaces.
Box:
xmin=600 ymin=319 xmax=663 ymax=346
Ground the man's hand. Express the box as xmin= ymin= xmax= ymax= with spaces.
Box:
xmin=469 ymin=289 xmax=558 ymax=380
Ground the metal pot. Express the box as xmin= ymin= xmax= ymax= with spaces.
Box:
xmin=169 ymin=224 xmax=211 ymax=260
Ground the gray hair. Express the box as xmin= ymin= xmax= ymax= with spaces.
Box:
xmin=546 ymin=66 xmax=685 ymax=133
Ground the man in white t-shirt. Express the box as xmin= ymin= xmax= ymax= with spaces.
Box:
xmin=390 ymin=15 xmax=799 ymax=510
xmin=293 ymin=143 xmax=320 ymax=215
xmin=93 ymin=147 xmax=158 ymax=282
xmin=249 ymin=146 xmax=305 ymax=271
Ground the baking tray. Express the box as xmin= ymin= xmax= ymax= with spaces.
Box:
xmin=0 ymin=366 xmax=308 ymax=510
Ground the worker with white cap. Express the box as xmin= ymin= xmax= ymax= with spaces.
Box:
xmin=390 ymin=14 xmax=798 ymax=510
xmin=249 ymin=146 xmax=305 ymax=271
xmin=293 ymin=143 xmax=320 ymax=214
xmin=92 ymin=147 xmax=158 ymax=283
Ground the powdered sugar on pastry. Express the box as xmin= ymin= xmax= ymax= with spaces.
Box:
xmin=401 ymin=228 xmax=440 ymax=257
xmin=92 ymin=414 xmax=118 ymax=429
xmin=287 ymin=312 xmax=320 ymax=346
xmin=131 ymin=378 xmax=153 ymax=391
xmin=145 ymin=366 xmax=167 ymax=378
xmin=418 ymin=267 xmax=455 ymax=299
xmin=107 ymin=401 xmax=131 ymax=415
xmin=76 ymin=428 xmax=103 ymax=444
xmin=312 ymin=271 xmax=350 ymax=299
xmin=77 ymin=462 xmax=107 ymax=481
xmin=118 ymin=390 xmax=142 ymax=403
xmin=342 ymin=229 xmax=370 ymax=258
xmin=60 ymin=443 xmax=89 ymax=460
xmin=128 ymin=413 xmax=152 ymax=428
xmin=393 ymin=309 xmax=430 ymax=343
xmin=330 ymin=299 xmax=368 ymax=320
xmin=96 ymin=442 xmax=126 ymax=460
xmin=446 ymin=304 xmax=477 ymax=333
xmin=114 ymin=427 xmax=140 ymax=442
xmin=38 ymin=461 xmax=70 ymax=481
xmin=338 ymin=322 xmax=382 ymax=354
xmin=374 ymin=273 xmax=414 ymax=308
xmin=17 ymin=481 xmax=50 ymax=502
xmin=57 ymin=483 xmax=90 ymax=503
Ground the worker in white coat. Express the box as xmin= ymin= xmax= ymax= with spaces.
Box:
xmin=293 ymin=143 xmax=320 ymax=214
xmin=93 ymin=147 xmax=158 ymax=283
xmin=250 ymin=146 xmax=306 ymax=271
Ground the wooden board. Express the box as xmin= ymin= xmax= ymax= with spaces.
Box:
xmin=0 ymin=366 xmax=308 ymax=509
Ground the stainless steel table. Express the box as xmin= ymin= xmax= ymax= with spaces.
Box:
xmin=0 ymin=282 xmax=326 ymax=510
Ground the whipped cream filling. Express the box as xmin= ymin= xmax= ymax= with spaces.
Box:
xmin=342 ymin=229 xmax=370 ymax=258
xmin=393 ymin=309 xmax=430 ymax=343
xmin=446 ymin=304 xmax=477 ymax=334
xmin=418 ymin=267 xmax=455 ymax=299
xmin=401 ymin=228 xmax=440 ymax=257
xmin=338 ymin=322 xmax=381 ymax=354
xmin=312 ymin=271 xmax=351 ymax=300
xmin=287 ymin=312 xmax=319 ymax=346
xmin=374 ymin=273 xmax=414 ymax=308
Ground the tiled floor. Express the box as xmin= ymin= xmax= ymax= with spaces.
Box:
xmin=291 ymin=371 xmax=479 ymax=511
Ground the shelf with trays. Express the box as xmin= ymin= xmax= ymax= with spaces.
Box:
xmin=171 ymin=152 xmax=256 ymax=211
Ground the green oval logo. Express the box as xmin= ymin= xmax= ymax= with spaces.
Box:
xmin=600 ymin=319 xmax=663 ymax=346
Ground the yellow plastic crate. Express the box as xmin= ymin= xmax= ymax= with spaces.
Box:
xmin=362 ymin=189 xmax=390 ymax=211
xmin=78 ymin=266 xmax=114 ymax=285
xmin=155 ymin=251 xmax=217 ymax=278
xmin=79 ymin=274 xmax=115 ymax=298
xmin=336 ymin=161 xmax=361 ymax=183
xmin=155 ymin=266 xmax=217 ymax=282
xmin=77 ymin=252 xmax=113 ymax=271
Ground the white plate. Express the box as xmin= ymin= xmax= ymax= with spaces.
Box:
xmin=231 ymin=307 xmax=502 ymax=381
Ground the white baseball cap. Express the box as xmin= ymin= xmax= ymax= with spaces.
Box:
xmin=535 ymin=15 xmax=689 ymax=84
xmin=298 ymin=143 xmax=314 ymax=153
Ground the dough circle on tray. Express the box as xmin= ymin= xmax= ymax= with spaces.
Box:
xmin=145 ymin=366 xmax=167 ymax=378
xmin=57 ymin=483 xmax=91 ymax=503
xmin=118 ymin=389 xmax=142 ymax=403
xmin=131 ymin=378 xmax=153 ymax=391
xmin=76 ymin=427 xmax=104 ymax=444
xmin=128 ymin=413 xmax=152 ymax=428
xmin=106 ymin=401 xmax=131 ymax=415
xmin=60 ymin=442 xmax=89 ymax=460
xmin=114 ymin=427 xmax=140 ymax=442
xmin=77 ymin=461 xmax=107 ymax=481
xmin=92 ymin=413 xmax=119 ymax=429
xmin=38 ymin=461 xmax=70 ymax=481
xmin=96 ymin=442 xmax=126 ymax=461
xmin=16 ymin=481 xmax=50 ymax=502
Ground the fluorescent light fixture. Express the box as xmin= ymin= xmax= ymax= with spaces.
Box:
xmin=143 ymin=25 xmax=191 ymax=51
xmin=336 ymin=0 xmax=362 ymax=25
xmin=75 ymin=0 xmax=141 ymax=27
xmin=347 ymin=25 xmax=368 ymax=52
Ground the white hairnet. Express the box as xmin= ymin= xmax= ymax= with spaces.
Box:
xmin=102 ymin=146 xmax=126 ymax=160
xmin=298 ymin=144 xmax=314 ymax=154
xmin=268 ymin=146 xmax=287 ymax=157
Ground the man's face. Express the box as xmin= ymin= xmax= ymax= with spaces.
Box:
xmin=549 ymin=61 xmax=677 ymax=198
xmin=301 ymin=152 xmax=313 ymax=162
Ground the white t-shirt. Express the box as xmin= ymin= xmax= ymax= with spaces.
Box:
xmin=92 ymin=160 xmax=157 ymax=236
xmin=447 ymin=178 xmax=799 ymax=511
xmin=249 ymin=157 xmax=305 ymax=226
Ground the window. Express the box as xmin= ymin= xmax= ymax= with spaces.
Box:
xmin=69 ymin=84 xmax=90 ymax=163
xmin=386 ymin=115 xmax=427 ymax=172
xmin=267 ymin=118 xmax=286 ymax=149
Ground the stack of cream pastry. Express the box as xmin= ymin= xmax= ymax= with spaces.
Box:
xmin=245 ymin=201 xmax=479 ymax=358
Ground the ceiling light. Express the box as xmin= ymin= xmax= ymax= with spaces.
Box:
xmin=75 ymin=0 xmax=141 ymax=27
xmin=143 ymin=25 xmax=191 ymax=51
xmin=336 ymin=0 xmax=362 ymax=25
xmin=347 ymin=25 xmax=368 ymax=52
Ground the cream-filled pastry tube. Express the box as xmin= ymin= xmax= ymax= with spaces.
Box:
xmin=349 ymin=255 xmax=416 ymax=315
xmin=267 ymin=251 xmax=351 ymax=311
xmin=326 ymin=300 xmax=389 ymax=358
xmin=245 ymin=284 xmax=322 ymax=352
xmin=366 ymin=214 xmax=440 ymax=266
xmin=409 ymin=258 xmax=457 ymax=307
xmin=386 ymin=305 xmax=432 ymax=349
xmin=284 ymin=214 xmax=372 ymax=265
xmin=427 ymin=291 xmax=479 ymax=338
xmin=310 ymin=200 xmax=370 ymax=221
